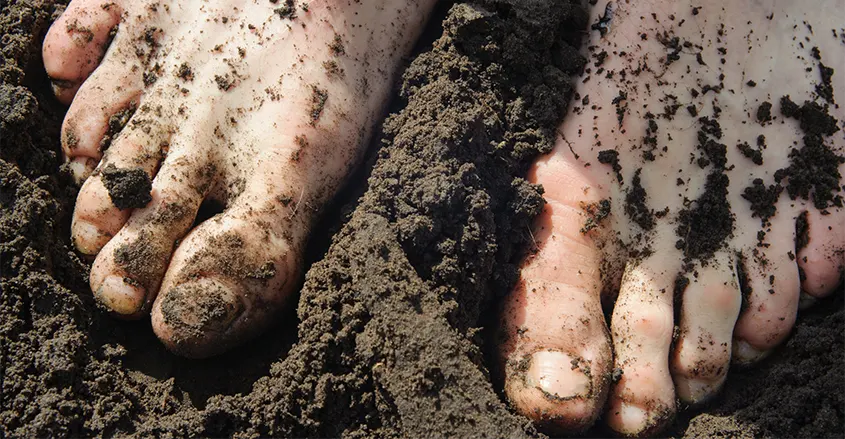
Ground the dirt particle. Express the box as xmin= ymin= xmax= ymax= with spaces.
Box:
xmin=737 ymin=141 xmax=763 ymax=165
xmin=756 ymin=101 xmax=772 ymax=123
xmin=795 ymin=210 xmax=810 ymax=251
xmin=99 ymin=102 xmax=137 ymax=153
xmin=329 ymin=33 xmax=345 ymax=56
xmin=580 ymin=199 xmax=611 ymax=233
xmin=215 ymin=74 xmax=235 ymax=91
xmin=625 ymin=168 xmax=655 ymax=231
xmin=741 ymin=178 xmax=783 ymax=225
xmin=275 ymin=0 xmax=297 ymax=20
xmin=598 ymin=149 xmax=622 ymax=183
xmin=308 ymin=85 xmax=328 ymax=124
xmin=176 ymin=63 xmax=194 ymax=81
xmin=322 ymin=60 xmax=344 ymax=78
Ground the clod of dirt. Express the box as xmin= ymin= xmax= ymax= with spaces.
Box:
xmin=675 ymin=171 xmax=734 ymax=261
xmin=101 ymin=165 xmax=153 ymax=210
xmin=598 ymin=149 xmax=623 ymax=183
xmin=775 ymin=97 xmax=844 ymax=209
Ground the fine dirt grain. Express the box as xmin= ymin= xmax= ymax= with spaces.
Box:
xmin=1 ymin=1 xmax=842 ymax=438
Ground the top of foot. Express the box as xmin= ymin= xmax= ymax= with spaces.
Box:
xmin=499 ymin=0 xmax=844 ymax=436
xmin=44 ymin=0 xmax=436 ymax=357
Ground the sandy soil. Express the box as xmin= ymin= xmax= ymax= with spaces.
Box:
xmin=1 ymin=1 xmax=842 ymax=437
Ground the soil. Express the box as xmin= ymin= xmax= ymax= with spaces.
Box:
xmin=1 ymin=1 xmax=843 ymax=439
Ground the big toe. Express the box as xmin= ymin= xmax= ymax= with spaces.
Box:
xmin=500 ymin=156 xmax=613 ymax=433
xmin=152 ymin=197 xmax=301 ymax=358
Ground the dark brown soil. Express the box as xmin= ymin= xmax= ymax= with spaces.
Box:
xmin=1 ymin=1 xmax=842 ymax=438
xmin=101 ymin=165 xmax=153 ymax=210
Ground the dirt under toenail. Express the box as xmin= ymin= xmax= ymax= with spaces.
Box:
xmin=100 ymin=164 xmax=152 ymax=210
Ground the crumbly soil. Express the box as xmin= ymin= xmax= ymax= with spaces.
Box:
xmin=0 ymin=1 xmax=842 ymax=438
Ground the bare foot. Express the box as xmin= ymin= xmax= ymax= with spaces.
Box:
xmin=499 ymin=0 xmax=844 ymax=435
xmin=43 ymin=0 xmax=435 ymax=358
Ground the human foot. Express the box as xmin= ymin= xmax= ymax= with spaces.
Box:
xmin=499 ymin=0 xmax=844 ymax=435
xmin=43 ymin=0 xmax=434 ymax=357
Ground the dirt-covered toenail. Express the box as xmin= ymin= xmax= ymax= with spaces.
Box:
xmin=73 ymin=220 xmax=111 ymax=255
xmin=615 ymin=402 xmax=649 ymax=434
xmin=732 ymin=339 xmax=771 ymax=365
xmin=65 ymin=156 xmax=98 ymax=186
xmin=159 ymin=278 xmax=244 ymax=341
xmin=798 ymin=291 xmax=818 ymax=309
xmin=674 ymin=375 xmax=725 ymax=405
xmin=100 ymin=165 xmax=153 ymax=210
xmin=95 ymin=275 xmax=146 ymax=316
xmin=527 ymin=350 xmax=592 ymax=401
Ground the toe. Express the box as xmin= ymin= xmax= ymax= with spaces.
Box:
xmin=151 ymin=186 xmax=302 ymax=358
xmin=43 ymin=0 xmax=123 ymax=104
xmin=670 ymin=252 xmax=741 ymax=405
xmin=797 ymin=210 xmax=845 ymax=297
xmin=88 ymin=137 xmax=212 ymax=317
xmin=607 ymin=251 xmax=679 ymax=436
xmin=732 ymin=215 xmax=801 ymax=365
xmin=500 ymin=199 xmax=612 ymax=433
xmin=71 ymin=110 xmax=170 ymax=255
xmin=60 ymin=56 xmax=144 ymax=184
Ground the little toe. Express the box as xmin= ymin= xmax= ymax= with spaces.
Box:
xmin=500 ymin=198 xmax=612 ymax=433
xmin=797 ymin=210 xmax=845 ymax=298
xmin=151 ymin=191 xmax=301 ymax=358
xmin=732 ymin=221 xmax=801 ymax=365
xmin=607 ymin=252 xmax=679 ymax=436
xmin=670 ymin=252 xmax=741 ymax=405
xmin=88 ymin=139 xmax=213 ymax=317
xmin=43 ymin=0 xmax=123 ymax=104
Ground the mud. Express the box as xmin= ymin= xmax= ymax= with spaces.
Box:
xmin=1 ymin=1 xmax=843 ymax=438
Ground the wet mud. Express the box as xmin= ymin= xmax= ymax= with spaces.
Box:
xmin=1 ymin=1 xmax=842 ymax=438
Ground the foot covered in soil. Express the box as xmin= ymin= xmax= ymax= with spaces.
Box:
xmin=500 ymin=0 xmax=844 ymax=435
xmin=43 ymin=0 xmax=433 ymax=358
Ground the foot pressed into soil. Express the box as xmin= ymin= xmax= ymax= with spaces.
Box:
xmin=43 ymin=0 xmax=435 ymax=357
xmin=500 ymin=0 xmax=844 ymax=435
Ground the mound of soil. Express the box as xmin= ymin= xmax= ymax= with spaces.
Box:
xmin=1 ymin=1 xmax=842 ymax=438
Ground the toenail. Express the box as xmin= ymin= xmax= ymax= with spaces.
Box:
xmin=159 ymin=278 xmax=244 ymax=334
xmin=96 ymin=275 xmax=146 ymax=316
xmin=733 ymin=340 xmax=771 ymax=365
xmin=527 ymin=350 xmax=592 ymax=401
xmin=615 ymin=402 xmax=649 ymax=434
xmin=798 ymin=291 xmax=817 ymax=309
xmin=66 ymin=156 xmax=98 ymax=186
xmin=675 ymin=376 xmax=724 ymax=405
xmin=73 ymin=220 xmax=110 ymax=255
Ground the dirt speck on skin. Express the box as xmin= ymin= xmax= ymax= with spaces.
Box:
xmin=101 ymin=164 xmax=153 ymax=210
xmin=1 ymin=1 xmax=842 ymax=439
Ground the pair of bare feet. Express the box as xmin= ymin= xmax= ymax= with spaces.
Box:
xmin=43 ymin=0 xmax=843 ymax=436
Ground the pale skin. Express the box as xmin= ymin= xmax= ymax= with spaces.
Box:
xmin=43 ymin=0 xmax=843 ymax=436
